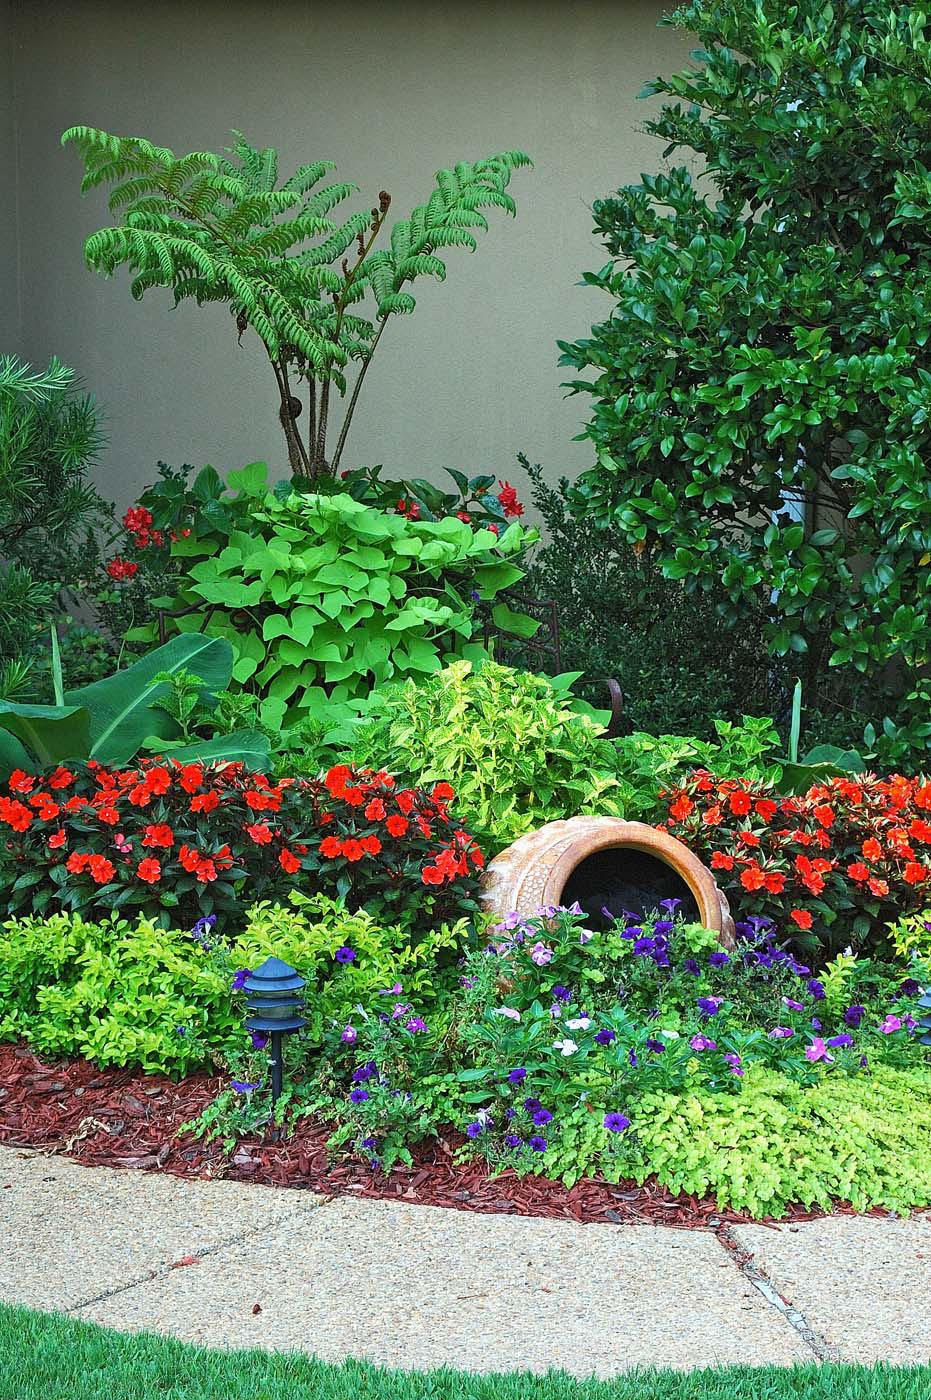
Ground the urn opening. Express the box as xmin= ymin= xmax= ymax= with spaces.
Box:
xmin=560 ymin=847 xmax=700 ymax=931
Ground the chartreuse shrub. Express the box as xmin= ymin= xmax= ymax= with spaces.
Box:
xmin=562 ymin=2 xmax=931 ymax=760
xmin=889 ymin=909 xmax=931 ymax=964
xmin=348 ymin=660 xmax=626 ymax=849
xmin=0 ymin=894 xmax=469 ymax=1075
xmin=622 ymin=1065 xmax=931 ymax=1217
xmin=132 ymin=463 xmax=532 ymax=738
xmin=349 ymin=659 xmax=782 ymax=844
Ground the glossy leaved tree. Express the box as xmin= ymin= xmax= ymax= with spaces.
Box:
xmin=562 ymin=2 xmax=931 ymax=760
xmin=63 ymin=127 xmax=530 ymax=480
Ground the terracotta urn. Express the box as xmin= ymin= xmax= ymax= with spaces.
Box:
xmin=480 ymin=816 xmax=735 ymax=948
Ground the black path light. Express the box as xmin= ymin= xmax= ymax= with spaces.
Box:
xmin=917 ymin=988 xmax=931 ymax=1047
xmin=243 ymin=956 xmax=307 ymax=1109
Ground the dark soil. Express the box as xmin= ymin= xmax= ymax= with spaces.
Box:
xmin=0 ymin=1044 xmax=898 ymax=1229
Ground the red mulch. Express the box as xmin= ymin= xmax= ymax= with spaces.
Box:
xmin=0 ymin=1044 xmax=896 ymax=1228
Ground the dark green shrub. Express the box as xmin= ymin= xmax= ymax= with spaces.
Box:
xmin=561 ymin=1 xmax=931 ymax=762
xmin=519 ymin=457 xmax=788 ymax=737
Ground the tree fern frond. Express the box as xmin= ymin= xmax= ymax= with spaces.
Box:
xmin=282 ymin=161 xmax=336 ymax=195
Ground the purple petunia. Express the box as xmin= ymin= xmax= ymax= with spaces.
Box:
xmin=523 ymin=1096 xmax=542 ymax=1113
xmin=552 ymin=985 xmax=571 ymax=1002
xmin=697 ymin=996 xmax=723 ymax=1018
xmin=528 ymin=1135 xmax=548 ymax=1152
xmin=708 ymin=951 xmax=730 ymax=967
xmin=660 ymin=898 xmax=681 ymax=914
xmin=466 ymin=1121 xmax=486 ymax=1138
xmin=595 ymin=1028 xmax=616 ymax=1045
xmin=532 ymin=1108 xmax=553 ymax=1126
xmin=844 ymin=1004 xmax=865 ymax=1028
xmin=768 ymin=1026 xmax=794 ymax=1039
xmin=604 ymin=1111 xmax=631 ymax=1133
xmin=231 ymin=968 xmax=251 ymax=991
xmin=508 ymin=1067 xmax=527 ymax=1084
xmin=783 ymin=997 xmax=805 ymax=1012
xmin=340 ymin=1025 xmax=357 ymax=1044
xmin=405 ymin=1017 xmax=427 ymax=1033
xmin=826 ymin=1034 xmax=853 ymax=1049
xmin=633 ymin=937 xmax=655 ymax=956
xmin=335 ymin=946 xmax=356 ymax=964
xmin=231 ymin=1079 xmax=260 ymax=1093
xmin=807 ymin=979 xmax=826 ymax=1001
xmin=504 ymin=1133 xmax=522 ymax=1148
xmin=351 ymin=1061 xmax=377 ymax=1082
xmin=645 ymin=1038 xmax=666 ymax=1054
xmin=724 ymin=1052 xmax=744 ymax=1078
xmin=349 ymin=1088 xmax=370 ymax=1104
xmin=690 ymin=1034 xmax=717 ymax=1052
xmin=682 ymin=958 xmax=701 ymax=977
xmin=805 ymin=1037 xmax=834 ymax=1064
xmin=899 ymin=978 xmax=922 ymax=998
xmin=250 ymin=1030 xmax=268 ymax=1050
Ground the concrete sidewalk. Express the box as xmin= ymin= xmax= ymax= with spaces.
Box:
xmin=1 ymin=1144 xmax=929 ymax=1377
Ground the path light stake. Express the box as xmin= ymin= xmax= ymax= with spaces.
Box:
xmin=917 ymin=989 xmax=931 ymax=1047
xmin=243 ymin=956 xmax=307 ymax=1118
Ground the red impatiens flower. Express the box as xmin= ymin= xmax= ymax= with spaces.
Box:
xmin=790 ymin=909 xmax=813 ymax=930
xmin=727 ymin=790 xmax=752 ymax=816
xmin=496 ymin=480 xmax=524 ymax=518
xmin=325 ymin=765 xmax=352 ymax=797
xmin=395 ymin=790 xmax=415 ymax=816
xmin=245 ymin=823 xmax=273 ymax=845
xmin=190 ymin=790 xmax=220 ymax=814
xmin=668 ymin=794 xmax=693 ymax=821
xmin=364 ymin=798 xmax=386 ymax=822
xmin=47 ymin=767 xmax=75 ymax=790
xmin=360 ymin=835 xmax=382 ymax=856
xmin=904 ymin=862 xmax=927 ymax=885
xmin=8 ymin=770 xmax=34 ymax=794
xmin=342 ymin=839 xmax=364 ymax=863
xmin=142 ymin=823 xmax=174 ymax=847
xmin=0 ymin=798 xmax=32 ymax=832
xmin=319 ymin=836 xmax=343 ymax=858
xmin=88 ymin=854 xmax=115 ymax=884
xmin=137 ymin=857 xmax=161 ymax=883
xmin=432 ymin=781 xmax=455 ymax=802
xmin=48 ymin=828 xmax=67 ymax=849
xmin=385 ymin=814 xmax=409 ymax=838
xmin=421 ymin=865 xmax=444 ymax=885
xmin=177 ymin=764 xmax=204 ymax=793
xmin=195 ymin=859 xmax=217 ymax=884
xmin=278 ymin=848 xmax=301 ymax=874
xmin=97 ymin=806 xmax=120 ymax=826
xmin=178 ymin=844 xmax=200 ymax=873
xmin=106 ymin=556 xmax=138 ymax=581
xmin=739 ymin=864 xmax=766 ymax=892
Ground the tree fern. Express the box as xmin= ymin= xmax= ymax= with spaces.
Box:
xmin=62 ymin=125 xmax=531 ymax=477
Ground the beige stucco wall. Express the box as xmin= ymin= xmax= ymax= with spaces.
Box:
xmin=6 ymin=0 xmax=689 ymax=507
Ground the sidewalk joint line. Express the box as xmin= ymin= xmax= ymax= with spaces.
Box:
xmin=714 ymin=1225 xmax=836 ymax=1362
xmin=61 ymin=1197 xmax=330 ymax=1315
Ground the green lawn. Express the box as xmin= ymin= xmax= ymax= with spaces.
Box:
xmin=1 ymin=1303 xmax=929 ymax=1400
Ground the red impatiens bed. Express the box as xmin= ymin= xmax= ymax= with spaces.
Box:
xmin=663 ymin=770 xmax=931 ymax=946
xmin=0 ymin=760 xmax=484 ymax=930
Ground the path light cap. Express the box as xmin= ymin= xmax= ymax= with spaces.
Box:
xmin=917 ymin=989 xmax=931 ymax=1047
xmin=244 ymin=955 xmax=307 ymax=1032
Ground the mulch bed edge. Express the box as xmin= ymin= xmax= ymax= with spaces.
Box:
xmin=0 ymin=1044 xmax=902 ymax=1230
